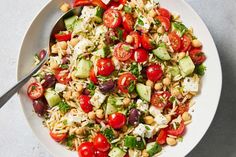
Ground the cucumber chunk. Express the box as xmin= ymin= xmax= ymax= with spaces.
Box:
xmin=136 ymin=83 xmax=151 ymax=102
xmin=153 ymin=44 xmax=170 ymax=60
xmin=124 ymin=136 xmax=145 ymax=150
xmin=94 ymin=6 xmax=104 ymax=23
xmin=93 ymin=46 xmax=110 ymax=58
xmin=179 ymin=56 xmax=195 ymax=77
xmin=108 ymin=147 xmax=126 ymax=157
xmin=64 ymin=16 xmax=78 ymax=32
xmin=105 ymin=103 xmax=118 ymax=115
xmin=146 ymin=142 xmax=162 ymax=157
xmin=75 ymin=59 xmax=92 ymax=79
xmin=44 ymin=89 xmax=61 ymax=107
xmin=168 ymin=66 xmax=180 ymax=77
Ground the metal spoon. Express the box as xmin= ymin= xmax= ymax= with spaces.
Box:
xmin=0 ymin=7 xmax=82 ymax=108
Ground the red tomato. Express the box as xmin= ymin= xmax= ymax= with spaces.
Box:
xmin=114 ymin=43 xmax=133 ymax=61
xmin=50 ymin=131 xmax=67 ymax=142
xmin=79 ymin=95 xmax=93 ymax=113
xmin=55 ymin=68 xmax=71 ymax=85
xmin=146 ymin=64 xmax=163 ymax=82
xmin=130 ymin=31 xmax=141 ymax=49
xmin=97 ymin=58 xmax=115 ymax=76
xmin=74 ymin=0 xmax=107 ymax=9
xmin=133 ymin=48 xmax=149 ymax=63
xmin=156 ymin=16 xmax=170 ymax=31
xmin=27 ymin=82 xmax=44 ymax=100
xmin=95 ymin=150 xmax=108 ymax=157
xmin=118 ymin=0 xmax=127 ymax=4
xmin=176 ymin=104 xmax=189 ymax=115
xmin=181 ymin=35 xmax=192 ymax=52
xmin=124 ymin=154 xmax=130 ymax=157
xmin=108 ymin=113 xmax=126 ymax=129
xmin=78 ymin=142 xmax=96 ymax=157
xmin=167 ymin=121 xmax=185 ymax=136
xmin=55 ymin=33 xmax=72 ymax=42
xmin=117 ymin=73 xmax=136 ymax=93
xmin=151 ymin=91 xmax=171 ymax=108
xmin=103 ymin=9 xmax=122 ymax=28
xmin=122 ymin=14 xmax=135 ymax=32
xmin=108 ymin=1 xmax=119 ymax=9
xmin=189 ymin=48 xmax=206 ymax=65
xmin=156 ymin=129 xmax=167 ymax=145
xmin=141 ymin=33 xmax=154 ymax=50
xmin=90 ymin=67 xmax=98 ymax=84
xmin=168 ymin=32 xmax=181 ymax=52
xmin=93 ymin=134 xmax=110 ymax=152
xmin=156 ymin=8 xmax=171 ymax=20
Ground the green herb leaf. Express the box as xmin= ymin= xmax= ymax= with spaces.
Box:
xmin=116 ymin=28 xmax=124 ymax=41
xmin=172 ymin=22 xmax=187 ymax=37
xmin=123 ymin=45 xmax=131 ymax=51
xmin=66 ymin=135 xmax=76 ymax=147
xmin=111 ymin=36 xmax=118 ymax=41
xmin=137 ymin=18 xmax=144 ymax=26
xmin=128 ymin=81 xmax=135 ymax=93
xmin=87 ymin=82 xmax=96 ymax=96
xmin=145 ymin=126 xmax=151 ymax=130
xmin=102 ymin=128 xmax=115 ymax=141
xmin=195 ymin=64 xmax=206 ymax=76
xmin=124 ymin=5 xmax=132 ymax=13
xmin=61 ymin=64 xmax=69 ymax=69
xmin=58 ymin=101 xmax=71 ymax=113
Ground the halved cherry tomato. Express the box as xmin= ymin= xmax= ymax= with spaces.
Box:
xmin=130 ymin=31 xmax=141 ymax=49
xmin=181 ymin=35 xmax=192 ymax=52
xmin=156 ymin=8 xmax=171 ymax=20
xmin=156 ymin=129 xmax=167 ymax=145
xmin=55 ymin=68 xmax=71 ymax=85
xmin=50 ymin=131 xmax=67 ymax=142
xmin=114 ymin=43 xmax=133 ymax=61
xmin=133 ymin=48 xmax=149 ymax=63
xmin=97 ymin=58 xmax=115 ymax=76
xmin=151 ymin=91 xmax=171 ymax=108
xmin=90 ymin=67 xmax=98 ymax=84
xmin=189 ymin=48 xmax=206 ymax=65
xmin=103 ymin=9 xmax=122 ymax=28
xmin=108 ymin=113 xmax=126 ymax=129
xmin=108 ymin=1 xmax=119 ymax=9
xmin=146 ymin=64 xmax=163 ymax=82
xmin=93 ymin=134 xmax=110 ymax=152
xmin=95 ymin=150 xmax=108 ymax=157
xmin=168 ymin=32 xmax=181 ymax=52
xmin=141 ymin=33 xmax=154 ymax=50
xmin=27 ymin=82 xmax=44 ymax=100
xmin=78 ymin=142 xmax=96 ymax=157
xmin=54 ymin=32 xmax=72 ymax=42
xmin=117 ymin=73 xmax=136 ymax=93
xmin=79 ymin=95 xmax=93 ymax=113
xmin=176 ymin=103 xmax=189 ymax=115
xmin=167 ymin=121 xmax=185 ymax=136
xmin=74 ymin=0 xmax=107 ymax=9
xmin=156 ymin=16 xmax=170 ymax=31
xmin=118 ymin=0 xmax=127 ymax=4
xmin=122 ymin=14 xmax=135 ymax=32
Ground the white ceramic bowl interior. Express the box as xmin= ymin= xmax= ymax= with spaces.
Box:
xmin=17 ymin=0 xmax=222 ymax=156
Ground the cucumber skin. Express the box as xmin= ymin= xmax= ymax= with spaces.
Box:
xmin=75 ymin=59 xmax=92 ymax=79
xmin=64 ymin=16 xmax=78 ymax=32
xmin=179 ymin=56 xmax=195 ymax=77
xmin=108 ymin=147 xmax=126 ymax=157
xmin=153 ymin=47 xmax=171 ymax=61
xmin=136 ymin=83 xmax=151 ymax=102
xmin=44 ymin=89 xmax=61 ymax=107
xmin=146 ymin=142 xmax=162 ymax=157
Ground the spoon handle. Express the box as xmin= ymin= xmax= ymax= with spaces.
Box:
xmin=0 ymin=53 xmax=48 ymax=108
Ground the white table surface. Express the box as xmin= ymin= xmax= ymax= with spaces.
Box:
xmin=0 ymin=0 xmax=236 ymax=157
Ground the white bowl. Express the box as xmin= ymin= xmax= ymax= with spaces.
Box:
xmin=17 ymin=0 xmax=222 ymax=156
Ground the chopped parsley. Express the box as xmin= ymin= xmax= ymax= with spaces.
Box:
xmin=124 ymin=5 xmax=132 ymax=13
xmin=57 ymin=101 xmax=71 ymax=113
xmin=63 ymin=120 xmax=68 ymax=125
xmin=66 ymin=135 xmax=76 ymax=147
xmin=145 ymin=126 xmax=151 ymax=130
xmin=128 ymin=81 xmax=135 ymax=93
xmin=61 ymin=64 xmax=69 ymax=69
xmin=137 ymin=18 xmax=144 ymax=26
xmin=102 ymin=128 xmax=115 ymax=141
xmin=87 ymin=82 xmax=96 ymax=95
xmin=116 ymin=28 xmax=124 ymax=41
xmin=195 ymin=64 xmax=206 ymax=76
xmin=123 ymin=45 xmax=131 ymax=51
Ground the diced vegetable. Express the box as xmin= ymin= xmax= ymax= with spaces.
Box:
xmin=136 ymin=83 xmax=151 ymax=102
xmin=64 ymin=16 xmax=78 ymax=32
xmin=93 ymin=46 xmax=110 ymax=58
xmin=75 ymin=59 xmax=92 ymax=78
xmin=172 ymin=22 xmax=187 ymax=37
xmin=152 ymin=44 xmax=170 ymax=60
xmin=124 ymin=136 xmax=145 ymax=150
xmin=146 ymin=142 xmax=162 ymax=156
xmin=108 ymin=147 xmax=126 ymax=157
xmin=44 ymin=89 xmax=61 ymax=107
xmin=179 ymin=56 xmax=195 ymax=77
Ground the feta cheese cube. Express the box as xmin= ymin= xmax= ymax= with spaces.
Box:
xmin=55 ymin=83 xmax=66 ymax=93
xmin=90 ymin=90 xmax=107 ymax=108
xmin=133 ymin=124 xmax=156 ymax=138
xmin=136 ymin=99 xmax=149 ymax=112
xmin=182 ymin=75 xmax=200 ymax=92
xmin=135 ymin=15 xmax=151 ymax=32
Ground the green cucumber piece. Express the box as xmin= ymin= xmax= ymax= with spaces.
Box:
xmin=146 ymin=142 xmax=162 ymax=157
xmin=105 ymin=103 xmax=118 ymax=115
xmin=168 ymin=66 xmax=180 ymax=77
xmin=75 ymin=59 xmax=92 ymax=79
xmin=94 ymin=6 xmax=104 ymax=23
xmin=93 ymin=46 xmax=110 ymax=58
xmin=179 ymin=56 xmax=195 ymax=77
xmin=136 ymin=83 xmax=151 ymax=102
xmin=64 ymin=16 xmax=78 ymax=32
xmin=73 ymin=18 xmax=83 ymax=32
xmin=124 ymin=136 xmax=145 ymax=150
xmin=44 ymin=89 xmax=61 ymax=107
xmin=108 ymin=147 xmax=126 ymax=157
xmin=153 ymin=44 xmax=170 ymax=60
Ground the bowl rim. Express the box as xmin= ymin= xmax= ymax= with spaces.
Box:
xmin=16 ymin=0 xmax=222 ymax=156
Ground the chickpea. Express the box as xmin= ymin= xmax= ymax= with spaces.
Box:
xmin=126 ymin=35 xmax=134 ymax=44
xmin=144 ymin=116 xmax=154 ymax=125
xmin=129 ymin=1 xmax=136 ymax=8
xmin=163 ymin=77 xmax=171 ymax=86
xmin=51 ymin=44 xmax=58 ymax=54
xmin=157 ymin=26 xmax=165 ymax=34
xmin=142 ymin=149 xmax=149 ymax=157
xmin=123 ymin=98 xmax=131 ymax=106
xmin=182 ymin=112 xmax=191 ymax=122
xmin=88 ymin=111 xmax=96 ymax=120
xmin=171 ymin=88 xmax=180 ymax=97
xmin=76 ymin=127 xmax=85 ymax=135
xmin=63 ymin=91 xmax=72 ymax=100
xmin=70 ymin=38 xmax=79 ymax=47
xmin=76 ymin=84 xmax=83 ymax=93
xmin=96 ymin=109 xmax=104 ymax=119
xmin=166 ymin=137 xmax=177 ymax=146
xmin=60 ymin=3 xmax=70 ymax=13
xmin=149 ymin=9 xmax=157 ymax=18
xmin=154 ymin=82 xmax=163 ymax=90
xmin=178 ymin=52 xmax=186 ymax=60
xmin=57 ymin=41 xmax=67 ymax=50
xmin=146 ymin=80 xmax=154 ymax=88
xmin=192 ymin=39 xmax=202 ymax=48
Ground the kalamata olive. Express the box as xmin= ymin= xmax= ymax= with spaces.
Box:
xmin=128 ymin=109 xmax=140 ymax=126
xmin=33 ymin=98 xmax=48 ymax=116
xmin=99 ymin=80 xmax=116 ymax=93
xmin=42 ymin=74 xmax=56 ymax=88
xmin=105 ymin=30 xmax=119 ymax=45
xmin=83 ymin=89 xmax=90 ymax=95
xmin=38 ymin=50 xmax=47 ymax=60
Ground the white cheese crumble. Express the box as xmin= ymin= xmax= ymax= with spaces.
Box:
xmin=74 ymin=38 xmax=93 ymax=56
xmin=182 ymin=75 xmax=200 ymax=92
xmin=55 ymin=83 xmax=66 ymax=93
xmin=133 ymin=123 xmax=156 ymax=138
xmin=136 ymin=99 xmax=149 ymax=112
xmin=90 ymin=90 xmax=107 ymax=109
xmin=149 ymin=106 xmax=168 ymax=125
